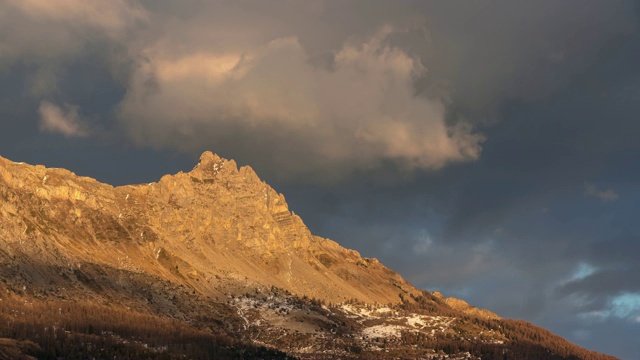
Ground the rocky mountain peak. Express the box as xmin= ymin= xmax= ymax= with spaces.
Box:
xmin=189 ymin=151 xmax=232 ymax=180
xmin=198 ymin=150 xmax=220 ymax=165
xmin=0 ymin=151 xmax=417 ymax=305
xmin=0 ymin=152 xmax=619 ymax=360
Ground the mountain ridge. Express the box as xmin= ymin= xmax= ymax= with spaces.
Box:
xmin=0 ymin=151 xmax=424 ymax=305
xmin=0 ymin=152 xmax=617 ymax=359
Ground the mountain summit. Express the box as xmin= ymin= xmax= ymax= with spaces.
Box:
xmin=0 ymin=153 xmax=616 ymax=359
xmin=0 ymin=151 xmax=418 ymax=304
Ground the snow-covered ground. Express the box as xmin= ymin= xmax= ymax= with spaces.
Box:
xmin=340 ymin=303 xmax=457 ymax=339
xmin=340 ymin=304 xmax=397 ymax=319
xmin=362 ymin=324 xmax=404 ymax=338
xmin=229 ymin=294 xmax=503 ymax=358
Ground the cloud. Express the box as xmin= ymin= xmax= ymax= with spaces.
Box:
xmin=584 ymin=182 xmax=619 ymax=203
xmin=38 ymin=101 xmax=89 ymax=137
xmin=5 ymin=0 xmax=146 ymax=34
xmin=2 ymin=0 xmax=632 ymax=180
xmin=119 ymin=25 xmax=483 ymax=180
xmin=0 ymin=0 xmax=146 ymax=94
xmin=415 ymin=1 xmax=637 ymax=121
xmin=570 ymin=292 xmax=640 ymax=324
xmin=610 ymin=293 xmax=640 ymax=320
xmin=412 ymin=229 xmax=434 ymax=254
xmin=556 ymin=265 xmax=640 ymax=299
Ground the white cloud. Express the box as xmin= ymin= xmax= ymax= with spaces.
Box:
xmin=38 ymin=101 xmax=88 ymax=138
xmin=119 ymin=25 xmax=484 ymax=179
xmin=584 ymin=182 xmax=619 ymax=203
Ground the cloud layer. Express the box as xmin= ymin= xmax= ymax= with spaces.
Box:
xmin=0 ymin=0 xmax=145 ymax=94
xmin=119 ymin=25 xmax=483 ymax=178
xmin=2 ymin=0 xmax=633 ymax=180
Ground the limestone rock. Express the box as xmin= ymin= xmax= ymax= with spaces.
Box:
xmin=0 ymin=152 xmax=419 ymax=305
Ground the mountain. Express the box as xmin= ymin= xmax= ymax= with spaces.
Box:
xmin=0 ymin=152 xmax=617 ymax=359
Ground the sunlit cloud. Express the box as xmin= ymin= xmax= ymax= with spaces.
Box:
xmin=38 ymin=101 xmax=89 ymax=138
xmin=119 ymin=26 xmax=484 ymax=180
xmin=4 ymin=0 xmax=147 ymax=36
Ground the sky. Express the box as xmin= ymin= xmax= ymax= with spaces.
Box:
xmin=1 ymin=0 xmax=639 ymax=358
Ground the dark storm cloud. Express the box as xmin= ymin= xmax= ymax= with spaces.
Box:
xmin=557 ymin=267 xmax=640 ymax=301
xmin=415 ymin=1 xmax=636 ymax=117
xmin=427 ymin=23 xmax=640 ymax=327
xmin=280 ymin=4 xmax=640 ymax=354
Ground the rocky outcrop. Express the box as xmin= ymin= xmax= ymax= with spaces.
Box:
xmin=433 ymin=292 xmax=500 ymax=319
xmin=0 ymin=152 xmax=417 ymax=305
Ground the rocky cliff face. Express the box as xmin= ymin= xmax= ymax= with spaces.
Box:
xmin=0 ymin=151 xmax=417 ymax=306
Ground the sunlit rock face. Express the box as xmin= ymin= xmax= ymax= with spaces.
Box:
xmin=0 ymin=152 xmax=417 ymax=305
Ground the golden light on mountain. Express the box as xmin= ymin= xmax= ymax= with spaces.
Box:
xmin=0 ymin=153 xmax=618 ymax=359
